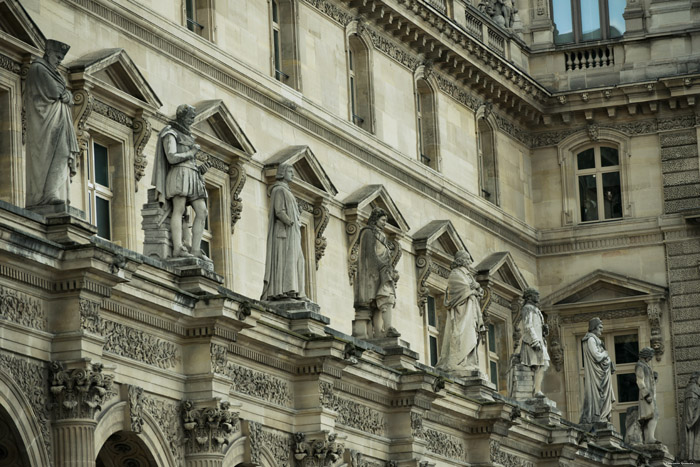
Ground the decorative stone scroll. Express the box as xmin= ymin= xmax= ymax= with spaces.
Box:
xmin=127 ymin=385 xmax=145 ymax=433
xmin=293 ymin=431 xmax=345 ymax=467
xmin=646 ymin=301 xmax=664 ymax=361
xmin=0 ymin=284 xmax=47 ymax=331
xmin=142 ymin=395 xmax=185 ymax=464
xmin=132 ymin=115 xmax=152 ymax=188
xmin=181 ymin=400 xmax=240 ymax=454
xmin=229 ymin=161 xmax=247 ymax=229
xmin=313 ymin=202 xmax=330 ymax=270
xmin=48 ymin=361 xmax=115 ymax=420
xmin=72 ymin=88 xmax=94 ymax=164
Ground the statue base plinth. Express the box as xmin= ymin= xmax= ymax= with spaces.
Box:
xmin=523 ymin=394 xmax=561 ymax=426
xmin=457 ymin=370 xmax=496 ymax=401
xmin=27 ymin=201 xmax=86 ymax=219
xmin=630 ymin=443 xmax=673 ymax=467
xmin=164 ymin=256 xmax=222 ymax=294
xmin=587 ymin=422 xmax=623 ymax=449
xmin=28 ymin=202 xmax=95 ymax=245
xmin=265 ymin=300 xmax=328 ymax=337
xmin=508 ymin=363 xmax=535 ymax=401
xmin=366 ymin=336 xmax=418 ymax=370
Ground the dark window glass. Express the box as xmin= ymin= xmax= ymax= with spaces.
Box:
xmin=93 ymin=143 xmax=109 ymax=187
xmin=201 ymin=239 xmax=210 ymax=258
xmin=427 ymin=295 xmax=436 ymax=327
xmin=608 ymin=0 xmax=626 ymax=38
xmin=553 ymin=0 xmax=574 ymax=44
xmin=577 ymin=148 xmax=595 ymax=170
xmin=429 ymin=335 xmax=438 ymax=367
xmin=272 ymin=0 xmax=279 ymax=22
xmin=580 ymin=0 xmax=602 ymax=41
xmin=579 ymin=174 xmax=599 ymax=222
xmin=95 ymin=196 xmax=110 ymax=240
xmin=600 ymin=147 xmax=619 ymax=167
xmin=488 ymin=323 xmax=496 ymax=353
xmin=619 ymin=411 xmax=627 ymax=439
xmin=490 ymin=360 xmax=499 ymax=388
xmin=602 ymin=172 xmax=622 ymax=219
xmin=186 ymin=0 xmax=195 ymax=31
xmin=614 ymin=334 xmax=639 ymax=364
xmin=617 ymin=373 xmax=639 ymax=402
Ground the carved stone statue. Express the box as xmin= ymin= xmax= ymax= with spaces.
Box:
xmin=519 ymin=287 xmax=550 ymax=397
xmin=151 ymin=104 xmax=210 ymax=259
xmin=633 ymin=347 xmax=659 ymax=444
xmin=579 ymin=317 xmax=616 ymax=425
xmin=261 ymin=162 xmax=306 ymax=301
xmin=477 ymin=0 xmax=517 ymax=29
xmin=25 ymin=39 xmax=80 ymax=207
xmin=354 ymin=207 xmax=399 ymax=338
xmin=435 ymin=250 xmax=485 ymax=376
xmin=682 ymin=371 xmax=700 ymax=461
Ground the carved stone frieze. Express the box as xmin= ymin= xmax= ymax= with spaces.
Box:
xmin=415 ymin=424 xmax=467 ymax=462
xmin=300 ymin=0 xmax=353 ymax=25
xmin=224 ymin=363 xmax=292 ymax=407
xmin=492 ymin=113 xmax=531 ymax=147
xmin=293 ymin=431 xmax=345 ymax=467
xmin=435 ymin=73 xmax=481 ymax=112
xmin=79 ymin=298 xmax=103 ymax=334
xmin=490 ymin=440 xmax=534 ymax=467
xmin=546 ymin=313 xmax=564 ymax=372
xmin=429 ymin=262 xmax=450 ymax=280
xmin=411 ymin=412 xmax=423 ymax=438
xmin=646 ymin=301 xmax=664 ymax=361
xmin=349 ymin=450 xmax=388 ymax=467
xmin=132 ymin=115 xmax=152 ymax=188
xmin=211 ymin=343 xmax=228 ymax=374
xmin=313 ymin=202 xmax=330 ymax=269
xmin=0 ymin=353 xmax=50 ymax=457
xmin=0 ymin=284 xmax=47 ymax=331
xmin=198 ymin=151 xmax=228 ymax=173
xmin=362 ymin=26 xmax=420 ymax=70
xmin=182 ymin=400 xmax=240 ymax=454
xmin=261 ymin=428 xmax=292 ymax=467
xmin=320 ymin=381 xmax=386 ymax=435
xmin=0 ymin=53 xmax=21 ymax=74
xmin=142 ymin=395 xmax=185 ymax=464
xmin=102 ymin=320 xmax=180 ymax=369
xmin=559 ymin=307 xmax=645 ymax=324
xmin=93 ymin=99 xmax=133 ymax=127
xmin=128 ymin=385 xmax=145 ymax=433
xmin=48 ymin=361 xmax=115 ymax=420
xmin=247 ymin=421 xmax=263 ymax=465
xmin=229 ymin=161 xmax=247 ymax=229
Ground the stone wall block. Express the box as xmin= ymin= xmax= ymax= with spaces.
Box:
xmin=664 ymin=183 xmax=700 ymax=200
xmin=674 ymin=346 xmax=700 ymax=362
xmin=671 ymin=293 xmax=700 ymax=309
xmin=672 ymin=319 xmax=700 ymax=335
xmin=669 ymin=279 xmax=700 ymax=295
xmin=666 ymin=241 xmax=700 ymax=256
xmin=662 ymin=171 xmax=700 ymax=187
xmin=671 ymin=308 xmax=700 ymax=322
xmin=662 ymin=157 xmax=700 ymax=173
xmin=660 ymin=132 xmax=697 ymax=147
xmin=665 ymin=198 xmax=700 ymax=213
xmin=669 ymin=267 xmax=700 ymax=282
xmin=660 ymin=144 xmax=698 ymax=160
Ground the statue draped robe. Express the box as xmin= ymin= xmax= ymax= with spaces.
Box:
xmin=683 ymin=381 xmax=700 ymax=460
xmin=579 ymin=332 xmax=615 ymax=424
xmin=520 ymin=303 xmax=550 ymax=369
xmin=354 ymin=226 xmax=395 ymax=311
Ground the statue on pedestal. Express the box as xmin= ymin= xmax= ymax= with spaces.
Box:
xmin=25 ymin=39 xmax=80 ymax=207
xmin=519 ymin=287 xmax=550 ymax=397
xmin=261 ymin=162 xmax=306 ymax=301
xmin=579 ymin=317 xmax=616 ymax=425
xmin=682 ymin=371 xmax=700 ymax=461
xmin=633 ymin=347 xmax=659 ymax=444
xmin=435 ymin=250 xmax=485 ymax=376
xmin=353 ymin=207 xmax=399 ymax=338
xmin=151 ymin=104 xmax=210 ymax=259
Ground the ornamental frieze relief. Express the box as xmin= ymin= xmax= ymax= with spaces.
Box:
xmin=0 ymin=53 xmax=21 ymax=74
xmin=224 ymin=363 xmax=293 ymax=407
xmin=142 ymin=395 xmax=185 ymax=464
xmin=261 ymin=427 xmax=293 ymax=467
xmin=128 ymin=385 xmax=145 ymax=433
xmin=0 ymin=284 xmax=47 ymax=331
xmin=411 ymin=412 xmax=467 ymax=462
xmin=300 ymin=0 xmax=353 ymax=25
xmin=490 ymin=440 xmax=534 ymax=467
xmin=320 ymin=382 xmax=386 ymax=435
xmin=559 ymin=307 xmax=646 ymax=324
xmin=102 ymin=320 xmax=180 ymax=369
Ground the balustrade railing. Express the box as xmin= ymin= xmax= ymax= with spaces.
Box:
xmin=488 ymin=27 xmax=505 ymax=57
xmin=425 ymin=0 xmax=448 ymax=15
xmin=565 ymin=45 xmax=614 ymax=71
xmin=465 ymin=11 xmax=483 ymax=40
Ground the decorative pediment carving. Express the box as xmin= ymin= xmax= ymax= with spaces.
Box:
xmin=413 ymin=220 xmax=467 ymax=313
xmin=0 ymin=0 xmax=46 ymax=56
xmin=343 ymin=185 xmax=409 ymax=284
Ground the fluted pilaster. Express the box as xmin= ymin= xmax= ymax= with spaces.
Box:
xmin=185 ymin=453 xmax=224 ymax=467
xmin=52 ymin=419 xmax=97 ymax=467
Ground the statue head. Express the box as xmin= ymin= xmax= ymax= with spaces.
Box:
xmin=275 ymin=161 xmax=294 ymax=182
xmin=588 ymin=317 xmax=604 ymax=336
xmin=690 ymin=372 xmax=700 ymax=386
xmin=523 ymin=287 xmax=540 ymax=305
xmin=367 ymin=207 xmax=388 ymax=229
xmin=451 ymin=250 xmax=472 ymax=269
xmin=44 ymin=39 xmax=70 ymax=68
xmin=175 ymin=104 xmax=196 ymax=128
xmin=639 ymin=347 xmax=655 ymax=361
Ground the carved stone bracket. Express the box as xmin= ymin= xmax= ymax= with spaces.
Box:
xmin=181 ymin=400 xmax=240 ymax=455
xmin=646 ymin=300 xmax=664 ymax=361
xmin=346 ymin=221 xmax=362 ymax=285
xmin=127 ymin=385 xmax=145 ymax=433
xmin=293 ymin=431 xmax=345 ymax=467
xmin=229 ymin=161 xmax=247 ymax=229
xmin=313 ymin=201 xmax=330 ymax=269
xmin=546 ymin=312 xmax=564 ymax=371
xmin=72 ymin=88 xmax=94 ymax=173
xmin=132 ymin=114 xmax=152 ymax=190
xmin=416 ymin=254 xmax=431 ymax=314
xmin=49 ymin=361 xmax=115 ymax=420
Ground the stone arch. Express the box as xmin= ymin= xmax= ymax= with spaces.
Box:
xmin=95 ymin=401 xmax=176 ymax=467
xmin=0 ymin=367 xmax=51 ymax=467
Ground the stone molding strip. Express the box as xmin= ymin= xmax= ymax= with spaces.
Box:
xmin=537 ymin=231 xmax=664 ymax=256
xmin=228 ymin=343 xmax=297 ymax=374
xmin=0 ymin=263 xmax=53 ymax=291
xmin=102 ymin=299 xmax=187 ymax=336
xmin=335 ymin=379 xmax=391 ymax=406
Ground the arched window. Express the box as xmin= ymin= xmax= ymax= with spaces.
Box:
xmin=477 ymin=117 xmax=498 ymax=204
xmin=347 ymin=34 xmax=373 ymax=133
xmin=270 ymin=0 xmax=300 ymax=89
xmin=415 ymin=78 xmax=438 ymax=170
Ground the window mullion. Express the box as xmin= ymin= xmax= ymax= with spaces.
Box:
xmin=573 ymin=0 xmax=582 ymax=43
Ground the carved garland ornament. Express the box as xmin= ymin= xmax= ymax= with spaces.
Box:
xmin=128 ymin=385 xmax=145 ymax=433
xmin=0 ymin=53 xmax=21 ymax=74
xmin=319 ymin=381 xmax=386 ymax=435
xmin=545 ymin=312 xmax=564 ymax=372
xmin=211 ymin=342 xmax=228 ymax=374
xmin=646 ymin=301 xmax=664 ymax=362
xmin=0 ymin=284 xmax=47 ymax=331
xmin=489 ymin=440 xmax=534 ymax=467
xmin=224 ymin=363 xmax=292 ymax=407
xmin=142 ymin=395 xmax=185 ymax=464
xmin=261 ymin=428 xmax=293 ymax=467
xmin=48 ymin=361 xmax=115 ymax=420
xmin=181 ymin=400 xmax=240 ymax=454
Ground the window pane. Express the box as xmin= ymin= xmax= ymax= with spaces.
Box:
xmin=614 ymin=334 xmax=639 ymax=364
xmin=429 ymin=335 xmax=438 ymax=367
xmin=488 ymin=323 xmax=496 ymax=353
xmin=96 ymin=196 xmax=111 ymax=240
xmin=577 ymin=148 xmax=595 ymax=170
xmin=186 ymin=0 xmax=195 ymax=31
xmin=617 ymin=373 xmax=639 ymax=402
xmin=608 ymin=0 xmax=626 ymax=38
xmin=553 ymin=0 xmax=574 ymax=44
xmin=579 ymin=174 xmax=599 ymax=221
xmin=93 ymin=143 xmax=109 ymax=187
xmin=490 ymin=360 xmax=499 ymax=389
xmin=602 ymin=171 xmax=622 ymax=219
xmin=427 ymin=295 xmax=436 ymax=327
xmin=201 ymin=239 xmax=210 ymax=258
xmin=273 ymin=29 xmax=281 ymax=74
xmin=601 ymin=147 xmax=619 ymax=167
xmin=619 ymin=411 xmax=627 ymax=439
xmin=272 ymin=0 xmax=279 ymax=23
xmin=580 ymin=0 xmax=602 ymax=41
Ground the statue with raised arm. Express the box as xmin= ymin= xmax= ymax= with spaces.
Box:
xmin=25 ymin=39 xmax=80 ymax=207
xmin=634 ymin=347 xmax=659 ymax=444
xmin=519 ymin=287 xmax=550 ymax=397
xmin=435 ymin=250 xmax=485 ymax=376
xmin=579 ymin=317 xmax=616 ymax=425
xmin=261 ymin=162 xmax=306 ymax=301
xmin=151 ymin=104 xmax=210 ymax=259
xmin=682 ymin=371 xmax=700 ymax=461
xmin=354 ymin=207 xmax=400 ymax=338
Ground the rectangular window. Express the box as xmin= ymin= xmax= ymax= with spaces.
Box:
xmin=490 ymin=360 xmax=499 ymax=389
xmin=576 ymin=146 xmax=622 ymax=223
xmin=429 ymin=335 xmax=439 ymax=367
xmin=427 ymin=295 xmax=436 ymax=327
xmin=425 ymin=292 xmax=442 ymax=367
xmin=551 ymin=0 xmax=625 ymax=44
xmin=617 ymin=373 xmax=639 ymax=402
xmin=579 ymin=0 xmax=602 ymax=41
xmin=487 ymin=319 xmax=507 ymax=393
xmin=87 ymin=141 xmax=112 ymax=240
xmin=614 ymin=334 xmax=639 ymax=364
xmin=608 ymin=0 xmax=626 ymax=38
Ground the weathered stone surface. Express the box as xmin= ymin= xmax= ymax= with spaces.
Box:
xmin=662 ymin=157 xmax=699 ymax=173
xmin=660 ymin=131 xmax=696 ymax=147
xmin=660 ymin=144 xmax=698 ymax=160
xmin=663 ymin=171 xmax=700 ymax=187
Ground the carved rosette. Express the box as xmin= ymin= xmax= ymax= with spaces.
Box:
xmin=313 ymin=202 xmax=330 ymax=269
xmin=416 ymin=255 xmax=431 ymax=315
xmin=646 ymin=301 xmax=664 ymax=361
xmin=128 ymin=385 xmax=145 ymax=433
xmin=293 ymin=431 xmax=345 ymax=467
xmin=229 ymin=161 xmax=247 ymax=229
xmin=181 ymin=400 xmax=240 ymax=455
xmin=49 ymin=361 xmax=115 ymax=420
xmin=546 ymin=312 xmax=564 ymax=371
xmin=132 ymin=115 xmax=152 ymax=189
xmin=72 ymin=89 xmax=94 ymax=173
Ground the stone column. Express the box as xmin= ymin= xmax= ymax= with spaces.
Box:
xmin=52 ymin=420 xmax=97 ymax=467
xmin=182 ymin=400 xmax=240 ymax=467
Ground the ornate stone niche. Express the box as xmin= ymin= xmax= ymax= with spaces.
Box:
xmin=0 ymin=0 xmax=46 ymax=206
xmin=343 ymin=184 xmax=410 ymax=287
xmin=66 ymin=49 xmax=161 ymax=249
xmin=263 ymin=146 xmax=337 ymax=300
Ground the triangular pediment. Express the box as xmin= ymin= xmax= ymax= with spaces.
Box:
xmin=0 ymin=0 xmax=45 ymax=54
xmin=264 ymin=145 xmax=337 ymax=196
xmin=343 ymin=185 xmax=410 ymax=233
xmin=193 ymin=100 xmax=256 ymax=157
xmin=474 ymin=251 xmax=528 ymax=292
xmin=413 ymin=220 xmax=467 ymax=263
xmin=542 ymin=270 xmax=666 ymax=308
xmin=67 ymin=49 xmax=161 ymax=110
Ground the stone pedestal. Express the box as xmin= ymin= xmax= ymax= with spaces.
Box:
xmin=523 ymin=394 xmax=561 ymax=426
xmin=637 ymin=444 xmax=674 ymax=467
xmin=53 ymin=419 xmax=97 ymax=467
xmin=266 ymin=299 xmax=328 ymax=337
xmin=27 ymin=202 xmax=96 ymax=246
xmin=458 ymin=370 xmax=496 ymax=401
xmin=352 ymin=307 xmax=373 ymax=339
xmin=623 ymin=0 xmax=646 ymax=36
xmin=509 ymin=363 xmax=534 ymax=401
xmin=142 ymin=188 xmax=173 ymax=260
xmin=589 ymin=422 xmax=623 ymax=449
xmin=170 ymin=257 xmax=222 ymax=295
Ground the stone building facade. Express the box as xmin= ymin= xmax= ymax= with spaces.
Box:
xmin=0 ymin=0 xmax=698 ymax=465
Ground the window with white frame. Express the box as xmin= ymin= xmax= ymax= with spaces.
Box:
xmin=86 ymin=141 xmax=113 ymax=240
xmin=425 ymin=295 xmax=441 ymax=367
xmin=576 ymin=145 xmax=622 ymax=223
xmin=347 ymin=35 xmax=373 ymax=133
xmin=486 ymin=319 xmax=508 ymax=393
xmin=270 ymin=0 xmax=300 ymax=89
xmin=552 ymin=0 xmax=626 ymax=45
